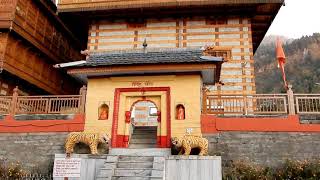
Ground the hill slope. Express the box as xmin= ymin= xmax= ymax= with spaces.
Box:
xmin=254 ymin=33 xmax=320 ymax=93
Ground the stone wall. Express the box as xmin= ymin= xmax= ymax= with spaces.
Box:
xmin=205 ymin=132 xmax=320 ymax=167
xmin=0 ymin=133 xmax=67 ymax=173
xmin=0 ymin=133 xmax=107 ymax=173
xmin=1 ymin=132 xmax=320 ymax=173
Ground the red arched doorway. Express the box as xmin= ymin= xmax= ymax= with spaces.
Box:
xmin=111 ymin=87 xmax=171 ymax=148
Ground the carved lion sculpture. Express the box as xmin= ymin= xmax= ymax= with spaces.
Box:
xmin=171 ymin=135 xmax=208 ymax=156
xmin=65 ymin=132 xmax=110 ymax=155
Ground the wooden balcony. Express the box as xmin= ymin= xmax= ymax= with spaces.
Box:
xmin=0 ymin=0 xmax=82 ymax=63
xmin=0 ymin=86 xmax=86 ymax=115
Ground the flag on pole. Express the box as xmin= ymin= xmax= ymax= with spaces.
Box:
xmin=276 ymin=37 xmax=288 ymax=89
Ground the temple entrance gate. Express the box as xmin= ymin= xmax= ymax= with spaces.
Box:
xmin=128 ymin=100 xmax=159 ymax=148
xmin=111 ymin=87 xmax=171 ymax=148
xmin=131 ymin=100 xmax=159 ymax=127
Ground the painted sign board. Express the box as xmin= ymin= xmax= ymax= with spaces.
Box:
xmin=53 ymin=158 xmax=81 ymax=178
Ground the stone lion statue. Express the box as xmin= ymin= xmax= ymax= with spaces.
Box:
xmin=171 ymin=135 xmax=208 ymax=156
xmin=65 ymin=132 xmax=110 ymax=155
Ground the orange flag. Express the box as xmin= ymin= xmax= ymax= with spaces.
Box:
xmin=276 ymin=38 xmax=288 ymax=89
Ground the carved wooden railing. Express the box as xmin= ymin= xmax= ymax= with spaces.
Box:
xmin=295 ymin=94 xmax=320 ymax=114
xmin=202 ymin=85 xmax=320 ymax=115
xmin=203 ymin=94 xmax=288 ymax=115
xmin=0 ymin=86 xmax=87 ymax=115
xmin=16 ymin=95 xmax=82 ymax=114
xmin=0 ymin=96 xmax=12 ymax=115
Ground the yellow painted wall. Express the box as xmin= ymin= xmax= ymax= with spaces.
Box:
xmin=84 ymin=75 xmax=202 ymax=138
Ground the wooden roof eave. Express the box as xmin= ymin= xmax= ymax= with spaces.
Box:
xmin=67 ymin=63 xmax=219 ymax=84
xmin=57 ymin=0 xmax=284 ymax=13
xmin=251 ymin=3 xmax=283 ymax=51
xmin=67 ymin=63 xmax=217 ymax=75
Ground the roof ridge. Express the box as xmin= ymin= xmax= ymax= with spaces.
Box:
xmin=90 ymin=47 xmax=202 ymax=56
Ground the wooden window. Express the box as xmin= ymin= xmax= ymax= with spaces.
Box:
xmin=203 ymin=46 xmax=232 ymax=62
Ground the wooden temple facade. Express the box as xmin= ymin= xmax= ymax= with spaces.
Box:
xmin=0 ymin=0 xmax=83 ymax=95
xmin=57 ymin=0 xmax=284 ymax=96
xmin=51 ymin=0 xmax=285 ymax=148
xmin=2 ymin=0 xmax=320 ymax=163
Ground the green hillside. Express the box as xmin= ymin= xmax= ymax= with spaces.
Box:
xmin=254 ymin=33 xmax=320 ymax=93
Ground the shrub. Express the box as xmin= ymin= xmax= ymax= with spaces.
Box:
xmin=223 ymin=160 xmax=273 ymax=180
xmin=275 ymin=160 xmax=320 ymax=180
xmin=0 ymin=158 xmax=26 ymax=179
xmin=223 ymin=159 xmax=320 ymax=180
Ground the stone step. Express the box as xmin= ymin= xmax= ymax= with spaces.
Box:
xmin=133 ymin=130 xmax=157 ymax=134
xmin=117 ymin=161 xmax=153 ymax=168
xmin=97 ymin=168 xmax=113 ymax=178
xmin=134 ymin=126 xmax=157 ymax=130
xmin=114 ymin=168 xmax=153 ymax=176
xmin=130 ymin=138 xmax=157 ymax=144
xmin=111 ymin=176 xmax=162 ymax=180
xmin=129 ymin=144 xmax=157 ymax=148
xmin=96 ymin=178 xmax=112 ymax=180
xmin=118 ymin=156 xmax=154 ymax=162
xmin=109 ymin=148 xmax=171 ymax=156
xmin=131 ymin=134 xmax=157 ymax=139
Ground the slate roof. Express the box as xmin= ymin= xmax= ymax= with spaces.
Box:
xmin=80 ymin=48 xmax=223 ymax=67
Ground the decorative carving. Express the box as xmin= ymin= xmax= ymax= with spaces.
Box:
xmin=171 ymin=135 xmax=208 ymax=156
xmin=202 ymin=45 xmax=231 ymax=62
xmin=80 ymin=49 xmax=90 ymax=60
xmin=176 ymin=104 xmax=185 ymax=120
xmin=125 ymin=111 xmax=131 ymax=123
xmin=98 ymin=104 xmax=109 ymax=120
xmin=65 ymin=132 xmax=110 ymax=155
xmin=157 ymin=111 xmax=161 ymax=122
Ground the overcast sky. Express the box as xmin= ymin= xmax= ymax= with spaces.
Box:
xmin=266 ymin=0 xmax=320 ymax=38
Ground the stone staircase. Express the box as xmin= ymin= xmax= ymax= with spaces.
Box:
xmin=129 ymin=126 xmax=157 ymax=148
xmin=96 ymin=155 xmax=165 ymax=180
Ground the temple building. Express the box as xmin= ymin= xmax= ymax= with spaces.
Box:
xmin=0 ymin=0 xmax=83 ymax=95
xmin=56 ymin=0 xmax=284 ymax=148
xmin=2 ymin=0 xmax=320 ymax=178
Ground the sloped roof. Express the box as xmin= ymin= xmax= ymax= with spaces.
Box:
xmin=78 ymin=48 xmax=223 ymax=67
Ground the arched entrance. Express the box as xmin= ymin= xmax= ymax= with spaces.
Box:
xmin=131 ymin=100 xmax=159 ymax=127
xmin=111 ymin=87 xmax=171 ymax=148
xmin=128 ymin=100 xmax=159 ymax=148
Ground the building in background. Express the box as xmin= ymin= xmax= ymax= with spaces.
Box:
xmin=0 ymin=0 xmax=83 ymax=95
xmin=56 ymin=0 xmax=284 ymax=148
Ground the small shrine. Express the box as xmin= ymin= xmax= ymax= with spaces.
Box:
xmin=63 ymin=47 xmax=225 ymax=148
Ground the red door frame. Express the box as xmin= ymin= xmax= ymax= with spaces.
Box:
xmin=111 ymin=87 xmax=171 ymax=148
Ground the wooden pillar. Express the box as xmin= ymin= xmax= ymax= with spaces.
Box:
xmin=287 ymin=84 xmax=295 ymax=115
xmin=202 ymin=87 xmax=207 ymax=114
xmin=79 ymin=85 xmax=87 ymax=114
xmin=10 ymin=86 xmax=18 ymax=115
